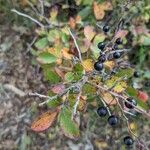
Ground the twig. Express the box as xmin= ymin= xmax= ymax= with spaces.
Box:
xmin=28 ymin=92 xmax=50 ymax=99
xmin=39 ymin=0 xmax=44 ymax=16
xmin=11 ymin=9 xmax=45 ymax=28
xmin=72 ymin=91 xmax=82 ymax=119
xmin=67 ymin=28 xmax=82 ymax=62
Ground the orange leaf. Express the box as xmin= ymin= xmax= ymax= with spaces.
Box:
xmin=31 ymin=110 xmax=58 ymax=132
xmin=93 ymin=2 xmax=105 ymax=20
xmin=84 ymin=26 xmax=96 ymax=41
xmin=61 ymin=48 xmax=73 ymax=60
xmin=137 ymin=91 xmax=149 ymax=103
xmin=103 ymin=1 xmax=113 ymax=11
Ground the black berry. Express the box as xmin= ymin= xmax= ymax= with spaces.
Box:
xmin=125 ymin=97 xmax=137 ymax=109
xmin=94 ymin=61 xmax=103 ymax=71
xmin=115 ymin=38 xmax=122 ymax=45
xmin=98 ymin=42 xmax=105 ymax=50
xmin=97 ymin=106 xmax=107 ymax=117
xmin=144 ymin=81 xmax=150 ymax=87
xmin=124 ymin=136 xmax=134 ymax=146
xmin=108 ymin=115 xmax=118 ymax=126
xmin=103 ymin=25 xmax=110 ymax=32
xmin=133 ymin=71 xmax=140 ymax=78
xmin=113 ymin=52 xmax=121 ymax=59
xmin=98 ymin=54 xmax=106 ymax=63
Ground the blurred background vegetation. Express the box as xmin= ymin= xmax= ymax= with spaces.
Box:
xmin=0 ymin=0 xmax=150 ymax=149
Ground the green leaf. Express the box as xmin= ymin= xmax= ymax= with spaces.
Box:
xmin=82 ymin=83 xmax=96 ymax=95
xmin=59 ymin=107 xmax=80 ymax=139
xmin=47 ymin=97 xmax=62 ymax=108
xmin=35 ymin=37 xmax=49 ymax=49
xmin=140 ymin=34 xmax=150 ymax=46
xmin=37 ymin=52 xmax=57 ymax=64
xmin=48 ymin=29 xmax=60 ymax=42
xmin=126 ymin=87 xmax=138 ymax=97
xmin=65 ymin=72 xmax=74 ymax=82
xmin=73 ymin=63 xmax=84 ymax=81
xmin=78 ymin=6 xmax=91 ymax=20
xmin=116 ymin=68 xmax=134 ymax=78
xmin=43 ymin=68 xmax=61 ymax=83
xmin=144 ymin=71 xmax=150 ymax=78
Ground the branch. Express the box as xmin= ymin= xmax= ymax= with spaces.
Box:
xmin=87 ymin=81 xmax=150 ymax=117
xmin=67 ymin=28 xmax=82 ymax=62
xmin=11 ymin=9 xmax=45 ymax=28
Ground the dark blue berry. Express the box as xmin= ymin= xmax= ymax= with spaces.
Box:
xmin=103 ymin=25 xmax=110 ymax=32
xmin=97 ymin=106 xmax=107 ymax=117
xmin=115 ymin=38 xmax=122 ymax=45
xmin=94 ymin=61 xmax=103 ymax=71
xmin=124 ymin=136 xmax=134 ymax=146
xmin=98 ymin=54 xmax=106 ymax=63
xmin=113 ymin=52 xmax=121 ymax=59
xmin=133 ymin=71 xmax=140 ymax=78
xmin=125 ymin=98 xmax=137 ymax=109
xmin=98 ymin=42 xmax=105 ymax=50
xmin=108 ymin=115 xmax=118 ymax=126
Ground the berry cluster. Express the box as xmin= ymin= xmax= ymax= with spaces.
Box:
xmin=94 ymin=25 xmax=123 ymax=72
xmin=94 ymin=25 xmax=142 ymax=147
xmin=97 ymin=97 xmax=137 ymax=146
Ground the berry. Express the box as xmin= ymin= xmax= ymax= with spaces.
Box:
xmin=124 ymin=136 xmax=134 ymax=146
xmin=103 ymin=25 xmax=110 ymax=32
xmin=98 ymin=42 xmax=105 ymax=50
xmin=125 ymin=97 xmax=137 ymax=109
xmin=144 ymin=81 xmax=150 ymax=87
xmin=133 ymin=71 xmax=140 ymax=78
xmin=108 ymin=115 xmax=118 ymax=126
xmin=94 ymin=61 xmax=103 ymax=71
xmin=98 ymin=54 xmax=106 ymax=63
xmin=97 ymin=106 xmax=107 ymax=117
xmin=113 ymin=52 xmax=121 ymax=59
xmin=115 ymin=38 xmax=122 ymax=45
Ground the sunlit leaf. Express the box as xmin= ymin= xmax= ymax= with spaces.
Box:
xmin=59 ymin=107 xmax=80 ymax=139
xmin=31 ymin=110 xmax=58 ymax=132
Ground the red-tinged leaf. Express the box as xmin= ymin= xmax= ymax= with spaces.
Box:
xmin=115 ymin=30 xmax=128 ymax=39
xmin=51 ymin=84 xmax=65 ymax=94
xmin=31 ymin=110 xmax=58 ymax=132
xmin=137 ymin=91 xmax=149 ymax=103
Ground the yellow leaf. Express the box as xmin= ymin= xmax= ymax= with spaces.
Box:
xmin=104 ymin=61 xmax=115 ymax=70
xmin=105 ymin=76 xmax=127 ymax=93
xmin=78 ymin=96 xmax=87 ymax=111
xmin=82 ymin=59 xmax=94 ymax=72
xmin=84 ymin=26 xmax=96 ymax=41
